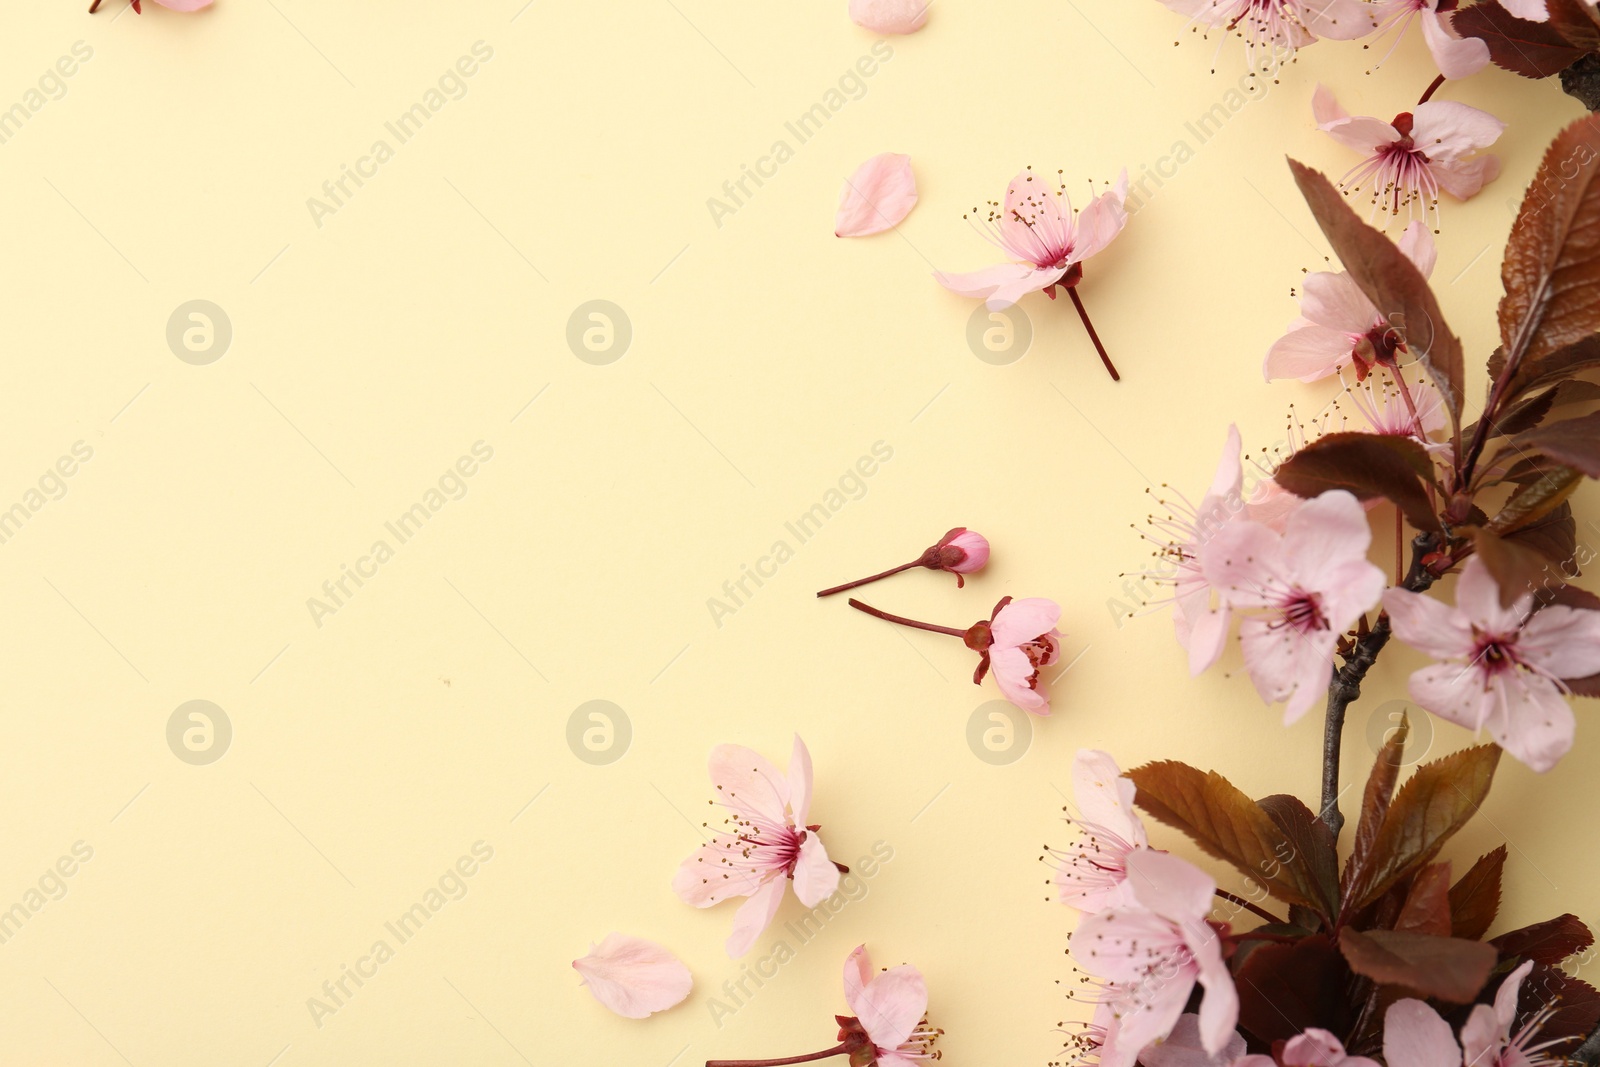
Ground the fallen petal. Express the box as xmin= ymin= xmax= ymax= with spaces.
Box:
xmin=835 ymin=152 xmax=918 ymax=237
xmin=848 ymin=0 xmax=929 ymax=34
xmin=573 ymin=933 xmax=692 ymax=1019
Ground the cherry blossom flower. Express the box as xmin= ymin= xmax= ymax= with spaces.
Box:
xmin=935 ymin=167 xmax=1128 ymax=379
xmin=1278 ymin=1030 xmax=1382 ymax=1067
xmin=708 ymin=945 xmax=942 ymax=1067
xmin=1265 ymin=221 xmax=1437 ymax=382
xmin=846 ymin=595 xmax=1065 ymax=714
xmin=1383 ymin=962 xmax=1563 ymax=1067
xmin=1048 ymin=749 xmax=1149 ymax=912
xmin=1073 ymin=850 xmax=1239 ymax=1067
xmin=672 ymin=736 xmax=841 ymax=957
xmin=1384 ymin=557 xmax=1600 ymax=772
xmin=817 ymin=526 xmax=989 ymax=597
xmin=1342 ymin=373 xmax=1448 ymax=443
xmin=1138 ymin=1014 xmax=1260 ymax=1067
xmin=572 ymin=934 xmax=693 ymax=1019
xmin=1201 ymin=490 xmax=1387 ymax=723
xmin=836 ymin=153 xmax=919 ymax=238
xmin=1367 ymin=0 xmax=1491 ymax=79
xmin=848 ymin=0 xmax=929 ymax=34
xmin=1312 ymin=85 xmax=1504 ymax=226
xmin=1155 ymin=0 xmax=1373 ymax=71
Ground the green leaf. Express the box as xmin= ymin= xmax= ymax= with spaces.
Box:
xmin=1271 ymin=432 xmax=1443 ymax=533
xmin=1288 ymin=160 xmax=1465 ymax=438
xmin=1127 ymin=761 xmax=1327 ymax=913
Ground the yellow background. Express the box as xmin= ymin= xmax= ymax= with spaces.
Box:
xmin=0 ymin=1 xmax=1594 ymax=1064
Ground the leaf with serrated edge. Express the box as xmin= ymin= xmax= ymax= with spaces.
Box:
xmin=1340 ymin=715 xmax=1409 ymax=913
xmin=1338 ymin=928 xmax=1496 ymax=1004
xmin=1273 ymin=432 xmax=1442 ymax=533
xmin=1449 ymin=846 xmax=1506 ymax=941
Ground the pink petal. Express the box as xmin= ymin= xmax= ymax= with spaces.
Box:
xmin=1495 ymin=961 xmax=1533 ymax=1029
xmin=791 ymin=832 xmax=841 ymax=907
xmin=1138 ymin=1014 xmax=1246 ymax=1067
xmin=934 ymin=262 xmax=1065 ymax=309
xmin=787 ymin=734 xmax=814 ymax=824
xmin=1202 ymin=521 xmax=1288 ymax=612
xmin=1397 ymin=221 xmax=1438 ymax=278
xmin=1486 ymin=672 xmax=1575 ymax=772
xmin=1411 ymin=101 xmax=1506 ymax=161
xmin=853 ymin=965 xmax=928 ymax=1051
xmin=1299 ymin=271 xmax=1379 ymax=333
xmin=1498 ymin=0 xmax=1548 ymax=19
xmin=1126 ymin=849 xmax=1215 ymax=924
xmin=1454 ymin=557 xmax=1529 ymax=635
xmin=1383 ymin=587 xmax=1475 ymax=661
xmin=1072 ymin=749 xmax=1146 ymax=847
xmin=1282 ymin=490 xmax=1371 ymax=583
xmin=1459 ymin=1004 xmax=1504 ymax=1067
xmin=1409 ymin=662 xmax=1496 ymax=732
xmin=843 ymin=944 xmax=873 ymax=1013
xmin=1421 ymin=11 xmax=1490 ymax=79
xmin=1283 ymin=1030 xmax=1350 ymax=1067
xmin=707 ymin=743 xmax=790 ymax=824
xmin=1072 ymin=171 xmax=1130 ymax=263
xmin=991 ymin=597 xmax=1062 ymax=647
xmin=1002 ymin=168 xmax=1072 ymax=260
xmin=1384 ymin=999 xmax=1462 ymax=1067
xmin=1432 ymin=153 xmax=1500 ymax=201
xmin=1186 ymin=606 xmax=1231 ymax=677
xmin=1239 ymin=615 xmax=1340 ymax=724
xmin=725 ymin=874 xmax=786 ymax=958
xmin=1313 ymin=86 xmax=1399 ymax=155
xmin=835 ymin=153 xmax=918 ymax=237
xmin=150 ymin=0 xmax=214 ymax=8
xmin=1192 ymin=933 xmax=1240 ymax=1055
xmin=1264 ymin=322 xmax=1357 ymax=382
xmin=1299 ymin=0 xmax=1375 ymax=40
xmin=848 ymin=0 xmax=929 ymax=34
xmin=990 ymin=644 xmax=1052 ymax=715
xmin=1207 ymin=424 xmax=1244 ymax=502
xmin=1521 ymin=604 xmax=1600 ymax=678
xmin=573 ymin=933 xmax=693 ymax=1019
xmin=672 ymin=834 xmax=769 ymax=906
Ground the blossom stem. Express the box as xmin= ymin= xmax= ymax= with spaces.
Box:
xmin=88 ymin=0 xmax=103 ymax=10
xmin=1418 ymin=74 xmax=1446 ymax=106
xmin=846 ymin=598 xmax=967 ymax=638
xmin=1319 ymin=533 xmax=1439 ymax=837
xmin=1067 ymin=288 xmax=1121 ymax=382
xmin=817 ymin=560 xmax=922 ymax=598
xmin=707 ymin=1045 xmax=850 ymax=1067
xmin=1214 ymin=889 xmax=1286 ymax=925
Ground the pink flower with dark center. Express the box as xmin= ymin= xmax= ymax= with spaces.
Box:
xmin=1367 ymin=0 xmax=1490 ymax=79
xmin=846 ymin=595 xmax=1065 ymax=714
xmin=1156 ymin=0 xmax=1373 ymax=71
xmin=673 ymin=736 xmax=842 ymax=957
xmin=935 ymin=166 xmax=1129 ymax=379
xmin=707 ymin=945 xmax=942 ymax=1067
xmin=817 ymin=527 xmax=989 ymax=597
xmin=1384 ymin=962 xmax=1563 ymax=1067
xmin=1201 ymin=490 xmax=1387 ymax=723
xmin=1047 ymin=749 xmax=1149 ymax=912
xmin=1312 ymin=85 xmax=1503 ymax=226
xmin=1073 ymin=850 xmax=1239 ymax=1067
xmin=1384 ymin=557 xmax=1600 ymax=771
xmin=1265 ymin=221 xmax=1437 ymax=382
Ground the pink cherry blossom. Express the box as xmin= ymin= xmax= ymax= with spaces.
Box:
xmin=1343 ymin=373 xmax=1449 ymax=443
xmin=1266 ymin=220 xmax=1437 ymax=382
xmin=1202 ymin=490 xmax=1388 ymax=723
xmin=1312 ymin=85 xmax=1503 ymax=226
xmin=1074 ymin=850 xmax=1239 ymax=1067
xmin=836 ymin=153 xmax=918 ymax=238
xmin=848 ymin=0 xmax=929 ymax=34
xmin=1279 ymin=1030 xmax=1382 ymax=1067
xmin=937 ymin=527 xmax=990 ymax=578
xmin=1138 ymin=1013 xmax=1260 ymax=1067
xmin=1383 ymin=998 xmax=1463 ymax=1067
xmin=1048 ymin=749 xmax=1148 ymax=912
xmin=936 ymin=167 xmax=1128 ymax=311
xmin=672 ymin=736 xmax=841 ymax=957
xmin=572 ymin=933 xmax=693 ymax=1019
xmin=1155 ymin=0 xmax=1373 ymax=70
xmin=1384 ymin=557 xmax=1600 ymax=771
xmin=1368 ymin=1 xmax=1491 ymax=79
xmin=840 ymin=944 xmax=943 ymax=1065
xmin=977 ymin=596 xmax=1064 ymax=715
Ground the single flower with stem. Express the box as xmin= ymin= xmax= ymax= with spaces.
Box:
xmin=817 ymin=527 xmax=989 ymax=597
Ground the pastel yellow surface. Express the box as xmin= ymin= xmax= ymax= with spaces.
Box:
xmin=0 ymin=2 xmax=1593 ymax=1064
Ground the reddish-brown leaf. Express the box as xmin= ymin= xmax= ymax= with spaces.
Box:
xmin=1234 ymin=934 xmax=1357 ymax=1044
xmin=1449 ymin=846 xmax=1507 ymax=941
xmin=1344 ymin=745 xmax=1502 ymax=914
xmin=1257 ymin=793 xmax=1340 ymax=920
xmin=1491 ymin=914 xmax=1596 ymax=965
xmin=1289 ymin=160 xmax=1465 ymax=434
xmin=1516 ymin=411 xmax=1600 ymax=477
xmin=1128 ymin=761 xmax=1326 ymax=910
xmin=1511 ymin=334 xmax=1600 ymax=393
xmin=1341 ymin=715 xmax=1410 ymax=913
xmin=1339 ymin=928 xmax=1496 ymax=1003
xmin=1395 ymin=862 xmax=1454 ymax=937
xmin=1471 ymin=379 xmax=1600 ymax=438
xmin=1498 ymin=116 xmax=1600 ymax=391
xmin=1491 ymin=467 xmax=1585 ymax=538
xmin=1455 ymin=0 xmax=1592 ymax=77
xmin=1272 ymin=432 xmax=1443 ymax=533
xmin=1517 ymin=964 xmax=1600 ymax=1048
